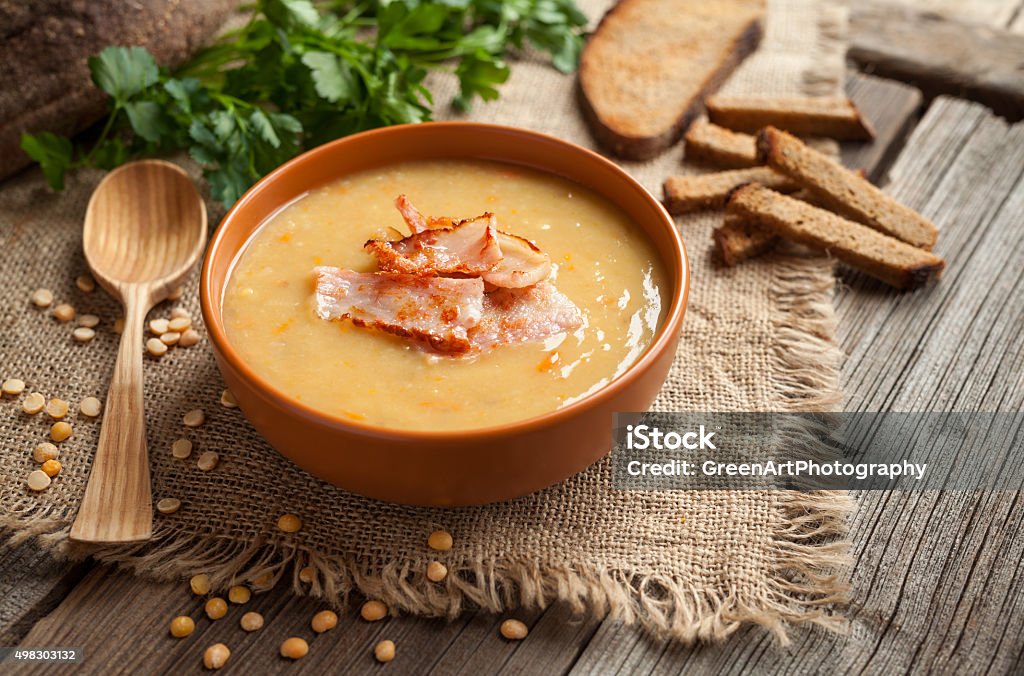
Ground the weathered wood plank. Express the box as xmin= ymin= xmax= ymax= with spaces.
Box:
xmin=841 ymin=73 xmax=922 ymax=183
xmin=0 ymin=540 xmax=91 ymax=646
xmin=571 ymin=98 xmax=1024 ymax=675
xmin=849 ymin=2 xmax=1024 ymax=120
xmin=878 ymin=0 xmax=1022 ymax=27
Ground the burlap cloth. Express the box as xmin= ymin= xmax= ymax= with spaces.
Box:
xmin=0 ymin=0 xmax=852 ymax=644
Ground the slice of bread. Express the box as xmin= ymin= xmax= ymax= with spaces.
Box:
xmin=757 ymin=127 xmax=938 ymax=250
xmin=663 ymin=167 xmax=797 ymax=214
xmin=579 ymin=0 xmax=765 ymax=160
xmin=684 ymin=120 xmax=759 ymax=168
xmin=705 ymin=95 xmax=876 ymax=140
xmin=726 ymin=183 xmax=945 ymax=289
xmin=714 ymin=171 xmax=868 ymax=265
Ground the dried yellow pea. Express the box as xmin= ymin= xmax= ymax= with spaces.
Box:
xmin=298 ymin=566 xmax=315 ymax=584
xmin=146 ymin=338 xmax=168 ymax=357
xmin=170 ymin=307 xmax=191 ymax=320
xmin=170 ymin=615 xmax=194 ymax=638
xmin=45 ymin=398 xmax=69 ymax=419
xmin=41 ymin=459 xmax=61 ymax=477
xmin=203 ymin=643 xmax=230 ymax=670
xmin=52 ymin=304 xmax=75 ymax=322
xmin=50 ymin=421 xmax=72 ymax=442
xmin=240 ymin=612 xmax=264 ymax=632
xmin=179 ymin=328 xmax=201 ymax=347
xmin=500 ymin=619 xmax=529 ymax=640
xmin=228 ymin=585 xmax=251 ymax=604
xmin=22 ymin=392 xmax=46 ymax=414
xmin=31 ymin=288 xmax=53 ymax=308
xmin=27 ymin=469 xmax=51 ymax=491
xmin=113 ymin=317 xmax=124 ymax=334
xmin=168 ymin=286 xmax=184 ymax=301
xmin=220 ymin=389 xmax=238 ymax=408
xmin=277 ymin=513 xmax=302 ymax=533
xmin=426 ymin=561 xmax=448 ymax=582
xmin=75 ymin=275 xmax=95 ymax=293
xmin=79 ymin=397 xmax=102 ymax=417
xmin=149 ymin=318 xmax=170 ymax=335
xmin=72 ymin=327 xmax=96 ymax=343
xmin=197 ymin=451 xmax=219 ymax=471
xmin=2 ymin=378 xmax=26 ymax=396
xmin=360 ymin=600 xmax=387 ymax=622
xmin=157 ymin=497 xmax=181 ymax=514
xmin=168 ymin=316 xmax=191 ymax=332
xmin=33 ymin=442 xmax=59 ymax=463
xmin=311 ymin=610 xmax=338 ymax=633
xmin=280 ymin=637 xmax=309 ymax=660
xmin=427 ymin=530 xmax=453 ymax=551
xmin=183 ymin=409 xmax=205 ymax=427
xmin=374 ymin=640 xmax=396 ymax=663
xmin=77 ymin=314 xmax=100 ymax=328
xmin=160 ymin=332 xmax=181 ymax=346
xmin=205 ymin=597 xmax=228 ymax=620
xmin=190 ymin=573 xmax=212 ymax=596
xmin=172 ymin=438 xmax=193 ymax=459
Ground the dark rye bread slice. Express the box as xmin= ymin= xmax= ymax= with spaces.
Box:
xmin=684 ymin=120 xmax=759 ymax=168
xmin=715 ymin=170 xmax=868 ymax=265
xmin=757 ymin=126 xmax=939 ymax=250
xmin=663 ymin=167 xmax=796 ymax=214
xmin=726 ymin=183 xmax=945 ymax=289
xmin=579 ymin=0 xmax=765 ymax=160
xmin=705 ymin=95 xmax=876 ymax=140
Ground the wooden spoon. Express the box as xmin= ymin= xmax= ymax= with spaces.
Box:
xmin=70 ymin=160 xmax=207 ymax=544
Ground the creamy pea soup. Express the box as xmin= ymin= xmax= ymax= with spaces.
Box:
xmin=223 ymin=159 xmax=668 ymax=430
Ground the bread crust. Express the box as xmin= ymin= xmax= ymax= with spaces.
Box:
xmin=705 ymin=95 xmax=876 ymax=140
xmin=726 ymin=183 xmax=945 ymax=289
xmin=663 ymin=167 xmax=796 ymax=214
xmin=684 ymin=121 xmax=759 ymax=168
xmin=757 ymin=127 xmax=939 ymax=250
xmin=579 ymin=0 xmax=764 ymax=160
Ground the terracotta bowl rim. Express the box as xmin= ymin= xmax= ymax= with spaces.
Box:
xmin=200 ymin=121 xmax=688 ymax=441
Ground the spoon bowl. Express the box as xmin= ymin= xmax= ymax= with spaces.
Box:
xmin=71 ymin=160 xmax=206 ymax=544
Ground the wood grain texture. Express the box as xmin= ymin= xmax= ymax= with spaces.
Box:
xmin=842 ymin=74 xmax=922 ymax=184
xmin=849 ymin=2 xmax=1024 ymax=120
xmin=71 ymin=160 xmax=207 ymax=543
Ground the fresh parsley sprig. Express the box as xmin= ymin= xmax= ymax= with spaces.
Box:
xmin=21 ymin=0 xmax=586 ymax=207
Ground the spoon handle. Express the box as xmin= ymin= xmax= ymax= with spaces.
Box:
xmin=70 ymin=289 xmax=153 ymax=543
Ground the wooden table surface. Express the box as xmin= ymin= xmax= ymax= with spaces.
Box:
xmin=4 ymin=26 xmax=1024 ymax=676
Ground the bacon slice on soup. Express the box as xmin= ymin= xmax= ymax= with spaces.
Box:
xmin=470 ymin=282 xmax=582 ymax=349
xmin=481 ymin=232 xmax=552 ymax=288
xmin=365 ymin=214 xmax=502 ymax=276
xmin=314 ymin=267 xmax=484 ymax=353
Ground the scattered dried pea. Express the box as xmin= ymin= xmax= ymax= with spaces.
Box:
xmin=50 ymin=421 xmax=72 ymax=442
xmin=179 ymin=328 xmax=201 ymax=347
xmin=205 ymin=597 xmax=228 ymax=620
xmin=374 ymin=640 xmax=396 ymax=663
xmin=168 ymin=316 xmax=191 ymax=332
xmin=277 ymin=513 xmax=302 ymax=533
xmin=220 ymin=389 xmax=238 ymax=408
xmin=190 ymin=573 xmax=212 ymax=596
xmin=72 ymin=327 xmax=96 ymax=343
xmin=2 ymin=378 xmax=26 ymax=396
xmin=183 ymin=409 xmax=205 ymax=427
xmin=168 ymin=286 xmax=184 ymax=301
xmin=33 ymin=442 xmax=59 ymax=463
xmin=169 ymin=615 xmax=195 ymax=638
xmin=427 ymin=530 xmax=453 ymax=551
xmin=77 ymin=314 xmax=100 ymax=328
xmin=22 ymin=392 xmax=46 ymax=415
xmin=160 ymin=332 xmax=181 ymax=346
xmin=27 ymin=469 xmax=51 ymax=491
xmin=280 ymin=637 xmax=309 ymax=660
xmin=240 ymin=612 xmax=264 ymax=632
xmin=311 ymin=610 xmax=338 ymax=633
xmin=197 ymin=451 xmax=219 ymax=471
xmin=360 ymin=600 xmax=387 ymax=622
xmin=157 ymin=498 xmax=181 ymax=514
xmin=203 ymin=643 xmax=230 ymax=670
xmin=298 ymin=566 xmax=315 ymax=584
xmin=170 ymin=307 xmax=191 ymax=320
xmin=228 ymin=585 xmax=251 ymax=605
xmin=426 ymin=561 xmax=448 ymax=583
xmin=52 ymin=303 xmax=75 ymax=322
xmin=171 ymin=438 xmax=193 ymax=459
xmin=41 ymin=459 xmax=61 ymax=477
xmin=149 ymin=318 xmax=170 ymax=335
xmin=45 ymin=398 xmax=69 ymax=419
xmin=79 ymin=397 xmax=102 ymax=417
xmin=146 ymin=337 xmax=168 ymax=357
xmin=113 ymin=317 xmax=124 ymax=334
xmin=31 ymin=288 xmax=54 ymax=308
xmin=75 ymin=275 xmax=95 ymax=293
xmin=500 ymin=619 xmax=528 ymax=640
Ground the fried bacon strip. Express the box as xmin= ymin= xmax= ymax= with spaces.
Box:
xmin=365 ymin=214 xmax=502 ymax=276
xmin=482 ymin=232 xmax=552 ymax=288
xmin=470 ymin=282 xmax=582 ymax=349
xmin=314 ymin=267 xmax=484 ymax=352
